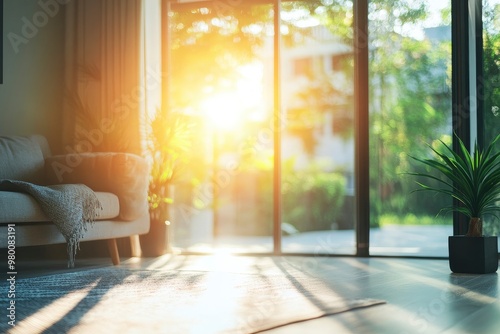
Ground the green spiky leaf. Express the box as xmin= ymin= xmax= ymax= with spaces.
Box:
xmin=408 ymin=134 xmax=500 ymax=221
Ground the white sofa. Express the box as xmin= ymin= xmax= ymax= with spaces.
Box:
xmin=0 ymin=135 xmax=150 ymax=265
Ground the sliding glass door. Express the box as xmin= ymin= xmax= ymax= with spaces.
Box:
xmin=161 ymin=0 xmax=476 ymax=257
xmin=481 ymin=0 xmax=500 ymax=237
xmin=368 ymin=1 xmax=452 ymax=256
xmin=279 ymin=1 xmax=356 ymax=254
xmin=165 ymin=0 xmax=357 ymax=253
xmin=167 ymin=1 xmax=275 ymax=252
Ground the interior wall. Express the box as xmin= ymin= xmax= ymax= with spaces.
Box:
xmin=0 ymin=0 xmax=66 ymax=153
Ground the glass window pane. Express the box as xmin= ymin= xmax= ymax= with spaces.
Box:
xmin=167 ymin=1 xmax=275 ymax=253
xmin=280 ymin=1 xmax=356 ymax=254
xmin=482 ymin=0 xmax=500 ymax=237
xmin=369 ymin=0 xmax=453 ymax=256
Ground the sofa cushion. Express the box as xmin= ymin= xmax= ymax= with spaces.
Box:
xmin=0 ymin=135 xmax=48 ymax=184
xmin=45 ymin=152 xmax=149 ymax=221
xmin=0 ymin=191 xmax=120 ymax=223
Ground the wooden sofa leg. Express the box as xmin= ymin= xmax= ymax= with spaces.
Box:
xmin=130 ymin=234 xmax=142 ymax=257
xmin=107 ymin=239 xmax=120 ymax=265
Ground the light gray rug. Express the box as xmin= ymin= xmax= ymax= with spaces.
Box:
xmin=2 ymin=266 xmax=385 ymax=334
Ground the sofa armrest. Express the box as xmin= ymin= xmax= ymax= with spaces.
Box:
xmin=45 ymin=152 xmax=149 ymax=221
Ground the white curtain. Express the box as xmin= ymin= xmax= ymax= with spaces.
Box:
xmin=63 ymin=0 xmax=146 ymax=154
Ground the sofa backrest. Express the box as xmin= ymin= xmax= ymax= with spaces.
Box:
xmin=0 ymin=135 xmax=51 ymax=184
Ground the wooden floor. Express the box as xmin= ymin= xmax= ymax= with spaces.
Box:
xmin=13 ymin=255 xmax=500 ymax=334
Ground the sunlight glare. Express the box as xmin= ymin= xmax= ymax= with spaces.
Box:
xmin=201 ymin=62 xmax=264 ymax=131
xmin=202 ymin=93 xmax=243 ymax=130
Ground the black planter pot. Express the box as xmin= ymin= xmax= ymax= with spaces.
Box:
xmin=140 ymin=219 xmax=170 ymax=257
xmin=448 ymin=236 xmax=499 ymax=274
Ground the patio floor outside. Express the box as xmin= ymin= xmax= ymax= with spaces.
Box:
xmin=176 ymin=225 xmax=461 ymax=258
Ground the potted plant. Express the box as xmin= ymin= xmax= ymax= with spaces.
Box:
xmin=409 ymin=133 xmax=500 ymax=274
xmin=140 ymin=110 xmax=193 ymax=257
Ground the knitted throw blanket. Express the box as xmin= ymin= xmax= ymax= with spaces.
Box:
xmin=0 ymin=180 xmax=102 ymax=268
